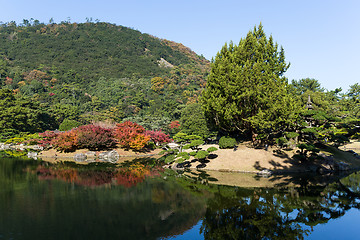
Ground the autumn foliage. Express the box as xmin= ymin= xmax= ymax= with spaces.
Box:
xmin=76 ymin=124 xmax=117 ymax=151
xmin=38 ymin=130 xmax=59 ymax=148
xmin=145 ymin=130 xmax=172 ymax=145
xmin=114 ymin=121 xmax=150 ymax=150
xmin=51 ymin=130 xmax=78 ymax=152
xmin=169 ymin=120 xmax=180 ymax=129
xmin=39 ymin=124 xmax=117 ymax=152
xmin=37 ymin=121 xmax=170 ymax=152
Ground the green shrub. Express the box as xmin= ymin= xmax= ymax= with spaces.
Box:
xmin=175 ymin=152 xmax=190 ymax=163
xmin=5 ymin=137 xmax=25 ymax=145
xmin=190 ymin=140 xmax=204 ymax=148
xmin=219 ymin=136 xmax=237 ymax=149
xmin=165 ymin=154 xmax=175 ymax=164
xmin=206 ymin=147 xmax=218 ymax=153
xmin=183 ymin=144 xmax=191 ymax=150
xmin=59 ymin=119 xmax=81 ymax=131
xmin=194 ymin=150 xmax=209 ymax=160
xmin=189 ymin=151 xmax=197 ymax=156
xmin=301 ymin=128 xmax=318 ymax=134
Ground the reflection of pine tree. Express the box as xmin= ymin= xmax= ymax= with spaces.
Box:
xmin=201 ymin=176 xmax=360 ymax=240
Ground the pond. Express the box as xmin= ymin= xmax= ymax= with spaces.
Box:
xmin=1 ymin=154 xmax=360 ymax=240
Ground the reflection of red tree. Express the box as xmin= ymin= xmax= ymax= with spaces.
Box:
xmin=35 ymin=164 xmax=164 ymax=188
xmin=76 ymin=171 xmax=114 ymax=186
xmin=115 ymin=164 xmax=163 ymax=188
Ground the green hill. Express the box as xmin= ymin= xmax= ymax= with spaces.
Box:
xmin=0 ymin=21 xmax=208 ymax=80
xmin=0 ymin=20 xmax=210 ymax=134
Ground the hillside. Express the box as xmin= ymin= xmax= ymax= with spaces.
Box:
xmin=0 ymin=21 xmax=209 ymax=80
xmin=0 ymin=20 xmax=210 ymax=134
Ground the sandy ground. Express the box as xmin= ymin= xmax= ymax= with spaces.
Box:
xmin=185 ymin=143 xmax=306 ymax=173
xmin=339 ymin=140 xmax=360 ymax=153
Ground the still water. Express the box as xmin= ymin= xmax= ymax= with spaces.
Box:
xmin=1 ymin=154 xmax=360 ymax=240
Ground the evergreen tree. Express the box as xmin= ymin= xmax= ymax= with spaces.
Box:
xmin=180 ymin=103 xmax=210 ymax=139
xmin=201 ymin=24 xmax=300 ymax=143
xmin=290 ymin=78 xmax=324 ymax=95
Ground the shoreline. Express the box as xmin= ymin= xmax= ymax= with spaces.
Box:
xmin=6 ymin=140 xmax=360 ymax=175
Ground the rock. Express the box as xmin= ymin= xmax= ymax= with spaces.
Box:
xmin=74 ymin=153 xmax=87 ymax=162
xmin=257 ymin=169 xmax=272 ymax=177
xmin=32 ymin=145 xmax=44 ymax=151
xmin=27 ymin=151 xmax=38 ymax=159
xmin=107 ymin=150 xmax=119 ymax=163
xmin=85 ymin=158 xmax=96 ymax=163
xmin=98 ymin=150 xmax=119 ymax=163
xmin=85 ymin=151 xmax=96 ymax=157
xmin=167 ymin=143 xmax=179 ymax=149
xmin=0 ymin=143 xmax=11 ymax=150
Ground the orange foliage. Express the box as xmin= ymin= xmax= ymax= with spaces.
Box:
xmin=129 ymin=134 xmax=151 ymax=150
xmin=51 ymin=130 xmax=78 ymax=152
xmin=114 ymin=121 xmax=150 ymax=150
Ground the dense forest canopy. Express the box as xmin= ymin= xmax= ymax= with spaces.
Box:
xmin=0 ymin=19 xmax=210 ymax=139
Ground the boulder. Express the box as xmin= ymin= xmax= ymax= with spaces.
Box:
xmin=98 ymin=150 xmax=119 ymax=163
xmin=167 ymin=143 xmax=179 ymax=149
xmin=0 ymin=143 xmax=11 ymax=150
xmin=27 ymin=151 xmax=38 ymax=160
xmin=257 ymin=169 xmax=273 ymax=177
xmin=85 ymin=151 xmax=96 ymax=157
xmin=74 ymin=153 xmax=87 ymax=162
xmin=32 ymin=145 xmax=44 ymax=151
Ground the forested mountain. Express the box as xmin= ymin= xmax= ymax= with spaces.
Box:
xmin=0 ymin=20 xmax=210 ymax=137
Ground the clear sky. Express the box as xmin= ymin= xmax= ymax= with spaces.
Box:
xmin=1 ymin=0 xmax=359 ymax=92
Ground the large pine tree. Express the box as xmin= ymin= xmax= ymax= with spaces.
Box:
xmin=201 ymin=24 xmax=300 ymax=143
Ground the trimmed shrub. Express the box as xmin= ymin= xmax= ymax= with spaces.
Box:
xmin=175 ymin=152 xmax=190 ymax=163
xmin=114 ymin=121 xmax=150 ymax=150
xmin=189 ymin=151 xmax=197 ymax=156
xmin=189 ymin=140 xmax=205 ymax=149
xmin=52 ymin=130 xmax=78 ymax=152
xmin=76 ymin=124 xmax=117 ymax=151
xmin=145 ymin=130 xmax=172 ymax=145
xmin=219 ymin=136 xmax=237 ymax=149
xmin=207 ymin=147 xmax=218 ymax=153
xmin=38 ymin=130 xmax=59 ymax=148
xmin=195 ymin=150 xmax=209 ymax=160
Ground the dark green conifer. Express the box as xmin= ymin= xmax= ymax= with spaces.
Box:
xmin=201 ymin=24 xmax=300 ymax=142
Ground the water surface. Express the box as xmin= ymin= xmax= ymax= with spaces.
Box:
xmin=1 ymin=154 xmax=360 ymax=239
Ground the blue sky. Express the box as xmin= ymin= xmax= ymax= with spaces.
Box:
xmin=1 ymin=0 xmax=359 ymax=92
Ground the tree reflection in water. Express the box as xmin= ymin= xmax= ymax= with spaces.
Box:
xmin=2 ymin=153 xmax=360 ymax=239
xmin=199 ymin=172 xmax=360 ymax=240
